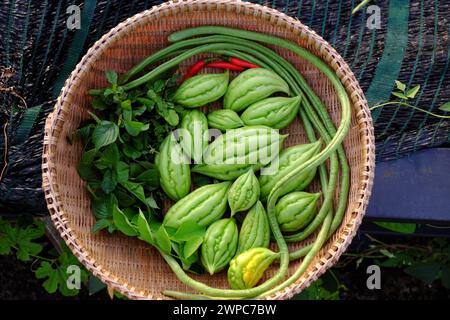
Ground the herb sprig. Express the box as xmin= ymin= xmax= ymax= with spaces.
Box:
xmin=74 ymin=71 xmax=184 ymax=235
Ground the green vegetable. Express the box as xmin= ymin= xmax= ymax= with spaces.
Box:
xmin=227 ymin=169 xmax=260 ymax=216
xmin=236 ymin=201 xmax=270 ymax=255
xmin=203 ymin=126 xmax=287 ymax=166
xmin=240 ymin=96 xmax=301 ymax=129
xmin=163 ymin=182 xmax=231 ymax=229
xmin=223 ymin=68 xmax=290 ymax=112
xmin=173 ymin=71 xmax=229 ymax=107
xmin=178 ymin=110 xmax=209 ymax=162
xmin=275 ymin=192 xmax=320 ymax=232
xmin=259 ymin=141 xmax=322 ymax=201
xmin=228 ymin=248 xmax=277 ymax=289
xmin=294 ymin=168 xmax=317 ymax=192
xmin=192 ymin=163 xmax=253 ymax=180
xmin=201 ymin=218 xmax=238 ymax=275
xmin=157 ymin=134 xmax=191 ymax=201
xmin=207 ymin=109 xmax=244 ymax=131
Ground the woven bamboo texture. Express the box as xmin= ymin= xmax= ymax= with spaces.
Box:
xmin=42 ymin=0 xmax=375 ymax=300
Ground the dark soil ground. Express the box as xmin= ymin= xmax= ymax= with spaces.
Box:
xmin=1 ymin=235 xmax=449 ymax=300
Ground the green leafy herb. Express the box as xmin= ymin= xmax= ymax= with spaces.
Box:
xmin=154 ymin=226 xmax=172 ymax=254
xmin=92 ymin=121 xmax=119 ymax=149
xmin=0 ymin=218 xmax=45 ymax=261
xmin=406 ymin=85 xmax=420 ymax=99
xmin=112 ymin=205 xmax=138 ymax=236
xmin=395 ymin=80 xmax=406 ymax=92
xmin=106 ymin=70 xmax=118 ymax=85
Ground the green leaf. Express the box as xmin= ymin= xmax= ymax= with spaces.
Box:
xmin=404 ymin=262 xmax=441 ymax=285
xmin=120 ymin=181 xmax=147 ymax=204
xmin=101 ymin=170 xmax=117 ymax=194
xmin=81 ymin=148 xmax=97 ymax=164
xmin=181 ymin=250 xmax=199 ymax=270
xmin=134 ymin=167 xmax=159 ymax=189
xmin=120 ymin=99 xmax=132 ymax=111
xmin=73 ymin=124 xmax=95 ymax=143
xmin=373 ymin=222 xmax=416 ymax=234
xmin=35 ymin=245 xmax=88 ymax=296
xmin=137 ymin=210 xmax=154 ymax=245
xmin=77 ymin=149 xmax=99 ymax=181
xmin=16 ymin=242 xmax=43 ymax=261
xmin=136 ymin=98 xmax=155 ymax=111
xmin=406 ymin=85 xmax=420 ymax=99
xmin=145 ymin=196 xmax=159 ymax=209
xmin=92 ymin=219 xmax=112 ymax=233
xmin=112 ymin=205 xmax=138 ymax=236
xmin=153 ymin=79 xmax=165 ymax=93
xmin=95 ymin=144 xmax=119 ymax=170
xmin=164 ymin=109 xmax=179 ymax=126
xmin=35 ymin=261 xmax=53 ymax=278
xmin=36 ymin=262 xmax=58 ymax=293
xmin=92 ymin=121 xmax=119 ymax=149
xmin=379 ymin=249 xmax=395 ymax=258
xmin=123 ymin=144 xmax=142 ymax=159
xmin=171 ymin=221 xmax=205 ymax=243
xmin=91 ymin=193 xmax=116 ymax=219
xmin=116 ymin=161 xmax=129 ymax=183
xmin=114 ymin=188 xmax=136 ymax=207
xmin=378 ymin=252 xmax=415 ymax=268
xmin=133 ymin=105 xmax=147 ymax=117
xmin=92 ymin=97 xmax=108 ymax=111
xmin=124 ymin=120 xmax=149 ymax=137
xmin=106 ymin=71 xmax=118 ymax=85
xmin=183 ymin=236 xmax=203 ymax=259
xmin=0 ymin=220 xmax=45 ymax=261
xmin=438 ymin=101 xmax=450 ymax=112
xmin=392 ymin=92 xmax=409 ymax=100
xmin=395 ymin=80 xmax=406 ymax=92
xmin=154 ymin=226 xmax=172 ymax=254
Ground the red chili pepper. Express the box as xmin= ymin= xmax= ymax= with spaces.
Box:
xmin=206 ymin=61 xmax=244 ymax=71
xmin=229 ymin=57 xmax=260 ymax=69
xmin=182 ymin=60 xmax=207 ymax=81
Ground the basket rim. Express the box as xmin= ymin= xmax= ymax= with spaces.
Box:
xmin=42 ymin=0 xmax=375 ymax=300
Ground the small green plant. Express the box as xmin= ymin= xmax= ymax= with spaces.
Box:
xmin=0 ymin=217 xmax=88 ymax=296
xmin=370 ymin=80 xmax=450 ymax=119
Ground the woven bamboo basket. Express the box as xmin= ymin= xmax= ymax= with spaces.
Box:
xmin=42 ymin=0 xmax=375 ymax=300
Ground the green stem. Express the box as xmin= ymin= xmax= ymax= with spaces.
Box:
xmin=259 ymin=211 xmax=333 ymax=298
xmin=352 ymin=0 xmax=372 ymax=15
xmin=10 ymin=245 xmax=56 ymax=263
xmin=370 ymin=101 xmax=450 ymax=119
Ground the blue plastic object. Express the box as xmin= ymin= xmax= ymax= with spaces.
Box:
xmin=366 ymin=148 xmax=450 ymax=222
